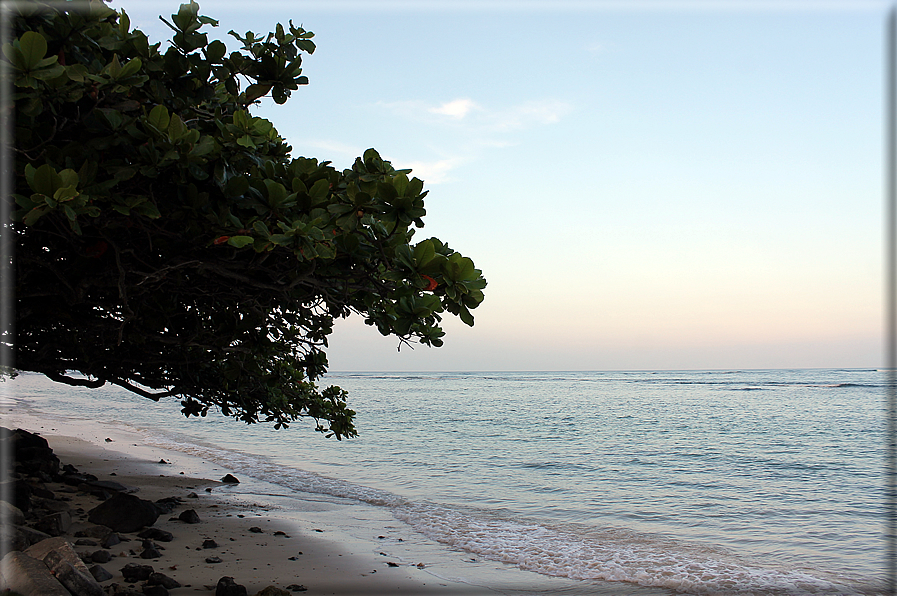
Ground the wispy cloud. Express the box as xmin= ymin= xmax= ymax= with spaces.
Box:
xmin=378 ymin=97 xmax=572 ymax=133
xmin=402 ymin=157 xmax=466 ymax=184
xmin=488 ymin=99 xmax=572 ymax=132
xmin=293 ymin=139 xmax=363 ymax=161
xmin=429 ymin=98 xmax=480 ymax=119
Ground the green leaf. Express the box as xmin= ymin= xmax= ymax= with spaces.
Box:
xmin=58 ymin=169 xmax=79 ymax=189
xmin=134 ymin=202 xmax=161 ymax=218
xmin=168 ymin=113 xmax=187 ymax=140
xmin=206 ymin=40 xmax=226 ymax=61
xmin=413 ymin=239 xmax=435 ymax=268
xmin=227 ymin=235 xmax=254 ymax=248
xmin=252 ymin=220 xmax=271 ymax=236
xmin=18 ymin=31 xmax=48 ymax=70
xmin=394 ymin=173 xmax=409 ymax=196
xmin=23 ymin=206 xmax=48 ymax=226
xmin=244 ymin=83 xmax=272 ymax=102
xmin=147 ymin=105 xmax=170 ymax=132
xmin=308 ymin=178 xmax=329 ymax=201
xmin=28 ymin=164 xmax=59 ymax=196
xmin=117 ymin=57 xmax=142 ymax=79
xmin=53 ymin=186 xmax=79 ymax=201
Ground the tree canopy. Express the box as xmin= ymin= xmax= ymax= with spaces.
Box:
xmin=6 ymin=0 xmax=486 ymax=438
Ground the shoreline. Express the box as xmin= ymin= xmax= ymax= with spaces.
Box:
xmin=2 ymin=411 xmax=663 ymax=596
xmin=2 ymin=424 xmax=499 ymax=595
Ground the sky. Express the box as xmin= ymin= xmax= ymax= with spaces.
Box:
xmin=114 ymin=0 xmax=888 ymax=371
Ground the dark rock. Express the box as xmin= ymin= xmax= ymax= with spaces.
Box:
xmin=43 ymin=548 xmax=105 ymax=596
xmin=1 ymin=500 xmax=25 ymax=525
xmin=0 ymin=550 xmax=70 ymax=595
xmin=137 ymin=528 xmax=173 ymax=542
xmin=386 ymin=561 xmax=399 ymax=567
xmin=147 ymin=572 xmax=181 ymax=589
xmin=143 ymin=585 xmax=168 ymax=596
xmin=140 ymin=544 xmax=163 ymax=559
xmin=202 ymin=539 xmax=218 ymax=549
xmin=31 ymin=495 xmax=71 ymax=513
xmin=186 ymin=492 xmax=198 ymax=498
xmin=49 ymin=560 xmax=106 ymax=596
xmin=87 ymin=493 xmax=159 ymax=533
xmin=76 ymin=538 xmax=99 ymax=546
xmin=104 ymin=582 xmax=144 ymax=595
xmin=1 ymin=479 xmax=33 ymax=512
xmin=205 ymin=555 xmax=222 ymax=563
xmin=248 ymin=526 xmax=262 ymax=533
xmin=256 ymin=587 xmax=291 ymax=596
xmin=62 ymin=463 xmax=79 ymax=474
xmin=75 ymin=524 xmax=113 ymax=539
xmin=215 ymin=576 xmax=247 ymax=596
xmin=158 ymin=459 xmax=170 ymax=464
xmin=61 ymin=472 xmax=99 ymax=486
xmin=273 ymin=530 xmax=287 ymax=536
xmin=26 ymin=480 xmax=56 ymax=499
xmin=79 ymin=480 xmax=136 ymax=499
xmin=12 ymin=428 xmax=61 ymax=477
xmin=220 ymin=474 xmax=240 ymax=484
xmin=152 ymin=497 xmax=181 ymax=514
xmin=90 ymin=549 xmax=112 ymax=563
xmin=11 ymin=524 xmax=52 ymax=550
xmin=33 ymin=511 xmax=72 ymax=536
xmin=102 ymin=533 xmax=122 ymax=548
xmin=120 ymin=562 xmax=154 ymax=582
xmin=285 ymin=585 xmax=308 ymax=592
xmin=178 ymin=509 xmax=200 ymax=524
xmin=89 ymin=564 xmax=113 ymax=582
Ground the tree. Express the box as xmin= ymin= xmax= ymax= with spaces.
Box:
xmin=6 ymin=0 xmax=486 ymax=439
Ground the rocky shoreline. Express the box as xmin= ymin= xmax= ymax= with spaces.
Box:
xmin=1 ymin=427 xmax=304 ymax=596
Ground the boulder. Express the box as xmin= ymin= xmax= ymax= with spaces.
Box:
xmin=216 ymin=576 xmax=248 ymax=596
xmin=0 ymin=550 xmax=70 ymax=596
xmin=178 ymin=509 xmax=200 ymax=524
xmin=0 ymin=479 xmax=33 ymax=512
xmin=44 ymin=551 xmax=105 ymax=596
xmin=33 ymin=510 xmax=72 ymax=536
xmin=26 ymin=536 xmax=94 ymax=578
xmin=89 ymin=564 xmax=113 ymax=582
xmin=255 ymin=587 xmax=292 ymax=596
xmin=87 ymin=492 xmax=159 ymax=532
xmin=90 ymin=549 xmax=112 ymax=563
xmin=120 ymin=562 xmax=154 ymax=582
xmin=0 ymin=500 xmax=25 ymax=525
xmin=220 ymin=474 xmax=240 ymax=483
xmin=147 ymin=572 xmax=181 ymax=589
xmin=11 ymin=428 xmax=60 ymax=476
xmin=137 ymin=528 xmax=173 ymax=542
xmin=10 ymin=524 xmax=52 ymax=551
xmin=75 ymin=524 xmax=114 ymax=539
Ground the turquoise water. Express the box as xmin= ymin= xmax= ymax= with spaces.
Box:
xmin=4 ymin=369 xmax=889 ymax=594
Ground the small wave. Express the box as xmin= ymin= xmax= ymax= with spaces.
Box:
xmin=395 ymin=504 xmax=881 ymax=596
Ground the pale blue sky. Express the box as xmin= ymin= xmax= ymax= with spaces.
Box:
xmin=116 ymin=0 xmax=887 ymax=371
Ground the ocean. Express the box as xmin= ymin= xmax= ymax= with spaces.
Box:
xmin=2 ymin=368 xmax=889 ymax=595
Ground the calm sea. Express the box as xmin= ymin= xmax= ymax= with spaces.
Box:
xmin=3 ymin=369 xmax=889 ymax=595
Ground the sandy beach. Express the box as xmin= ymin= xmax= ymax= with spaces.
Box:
xmin=1 ymin=411 xmax=634 ymax=596
xmin=1 ymin=420 xmax=505 ymax=595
